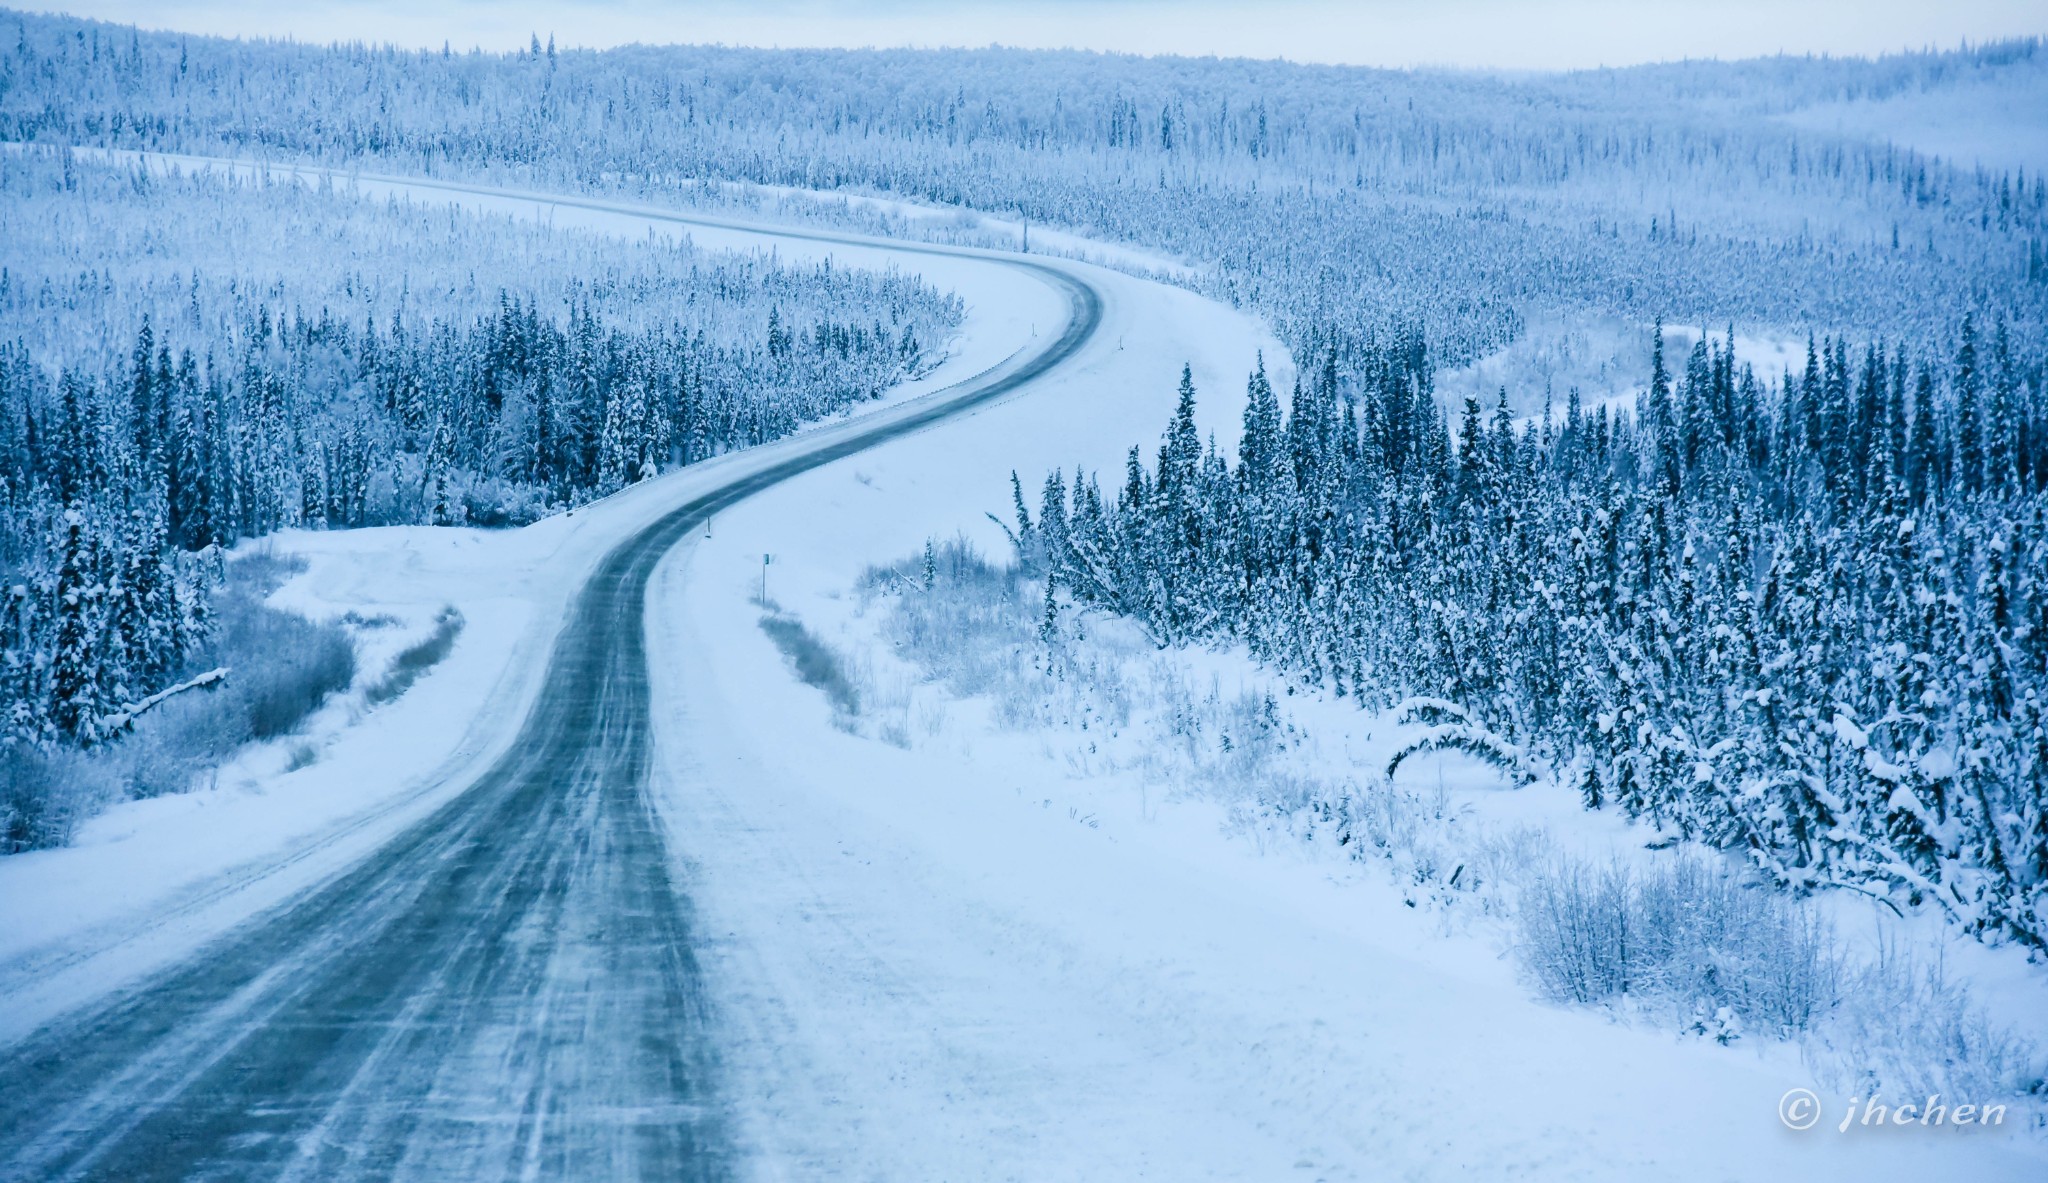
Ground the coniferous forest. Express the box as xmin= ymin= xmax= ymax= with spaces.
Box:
xmin=5 ymin=14 xmax=2044 ymax=370
xmin=1022 ymin=321 xmax=2048 ymax=948
xmin=0 ymin=146 xmax=957 ymax=779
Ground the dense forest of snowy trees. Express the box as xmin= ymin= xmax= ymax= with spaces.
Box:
xmin=0 ymin=148 xmax=957 ymax=766
xmin=1017 ymin=324 xmax=2047 ymax=948
xmin=4 ymin=13 xmax=2043 ymax=378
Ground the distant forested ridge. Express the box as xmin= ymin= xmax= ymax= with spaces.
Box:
xmin=1020 ymin=322 xmax=2048 ymax=947
xmin=4 ymin=13 xmax=2043 ymax=375
xmin=0 ymin=148 xmax=958 ymax=753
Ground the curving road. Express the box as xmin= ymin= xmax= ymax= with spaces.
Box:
xmin=0 ymin=185 xmax=1100 ymax=1181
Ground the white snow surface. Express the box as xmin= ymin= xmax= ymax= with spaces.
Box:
xmin=650 ymin=254 xmax=2047 ymax=1179
xmin=1776 ymin=69 xmax=2048 ymax=175
xmin=1 ymin=161 xmax=2041 ymax=1179
xmin=696 ymin=173 xmax=1205 ymax=282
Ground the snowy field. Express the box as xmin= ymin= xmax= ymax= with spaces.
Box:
xmin=0 ymin=151 xmax=2042 ymax=1180
xmin=3 ymin=14 xmax=2047 ymax=1180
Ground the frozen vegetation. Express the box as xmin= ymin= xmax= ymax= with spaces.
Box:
xmin=0 ymin=145 xmax=960 ymax=844
xmin=6 ymin=13 xmax=2044 ymax=398
xmin=1013 ymin=326 xmax=2048 ymax=950
xmin=2 ymin=550 xmax=356 ymax=850
xmin=853 ymin=532 xmax=2047 ymax=1125
xmin=2 ymin=6 xmax=2046 ymax=1172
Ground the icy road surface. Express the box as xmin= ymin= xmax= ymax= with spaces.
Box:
xmin=0 ymin=167 xmax=1100 ymax=1181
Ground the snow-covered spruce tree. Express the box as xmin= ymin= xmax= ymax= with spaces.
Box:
xmin=1028 ymin=324 xmax=2048 ymax=949
xmin=0 ymin=149 xmax=961 ymax=843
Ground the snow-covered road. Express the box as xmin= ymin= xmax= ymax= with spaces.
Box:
xmin=0 ymin=149 xmax=1078 ymax=1033
xmin=0 ymin=158 xmax=1104 ymax=1179
xmin=1 ymin=158 xmax=2040 ymax=1181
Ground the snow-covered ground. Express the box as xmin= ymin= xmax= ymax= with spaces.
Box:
xmin=3 ymin=161 xmax=2042 ymax=1178
xmin=1775 ymin=67 xmax=2048 ymax=175
xmin=0 ymin=160 xmax=1068 ymax=1037
xmin=644 ymin=257 xmax=2047 ymax=1177
xmin=692 ymin=173 xmax=1207 ymax=283
xmin=1441 ymin=318 xmax=1813 ymax=429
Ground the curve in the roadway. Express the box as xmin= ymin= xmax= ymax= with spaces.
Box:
xmin=0 ymin=181 xmax=1101 ymax=1182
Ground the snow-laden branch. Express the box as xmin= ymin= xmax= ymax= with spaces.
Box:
xmin=1383 ymin=698 xmax=1537 ymax=786
xmin=98 ymin=667 xmax=229 ymax=735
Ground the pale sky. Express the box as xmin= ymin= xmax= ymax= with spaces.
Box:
xmin=32 ymin=1 xmax=2048 ymax=70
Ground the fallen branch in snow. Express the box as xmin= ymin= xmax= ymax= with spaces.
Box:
xmin=97 ymin=667 xmax=229 ymax=735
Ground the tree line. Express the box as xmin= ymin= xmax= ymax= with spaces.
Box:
xmin=8 ymin=12 xmax=2042 ymax=381
xmin=1017 ymin=322 xmax=2048 ymax=949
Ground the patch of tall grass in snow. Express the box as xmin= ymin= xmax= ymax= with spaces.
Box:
xmin=759 ymin=609 xmax=863 ymax=728
xmin=363 ymin=607 xmax=464 ymax=707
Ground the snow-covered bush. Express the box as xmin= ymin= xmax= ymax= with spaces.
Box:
xmin=1514 ymin=852 xmax=1842 ymax=1035
xmin=862 ymin=538 xmax=1035 ymax=700
xmin=1806 ymin=936 xmax=2048 ymax=1107
xmin=861 ymin=538 xmax=1141 ymax=742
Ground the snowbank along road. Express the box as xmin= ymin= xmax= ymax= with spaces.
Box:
xmin=8 ymin=153 xmax=2033 ymax=1183
xmin=0 ymin=165 xmax=1100 ymax=1182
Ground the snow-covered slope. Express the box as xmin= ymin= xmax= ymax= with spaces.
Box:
xmin=645 ymin=255 xmax=2046 ymax=1179
xmin=0 ymin=157 xmax=1071 ymax=1039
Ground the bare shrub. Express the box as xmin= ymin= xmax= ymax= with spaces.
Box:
xmin=242 ymin=624 xmax=357 ymax=741
xmin=1515 ymin=856 xmax=1636 ymax=1004
xmin=1806 ymin=937 xmax=2048 ymax=1107
xmin=1515 ymin=852 xmax=1843 ymax=1035
xmin=861 ymin=537 xmax=1032 ymax=697
xmin=0 ymin=742 xmax=119 ymax=853
xmin=205 ymin=562 xmax=358 ymax=742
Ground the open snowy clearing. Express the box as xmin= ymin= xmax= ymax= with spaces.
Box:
xmin=0 ymin=159 xmax=2041 ymax=1179
xmin=1775 ymin=68 xmax=2048 ymax=175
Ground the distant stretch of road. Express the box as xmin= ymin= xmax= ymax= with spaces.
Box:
xmin=0 ymin=172 xmax=1101 ymax=1181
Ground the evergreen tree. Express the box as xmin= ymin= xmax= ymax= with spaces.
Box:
xmin=1028 ymin=320 xmax=2048 ymax=949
